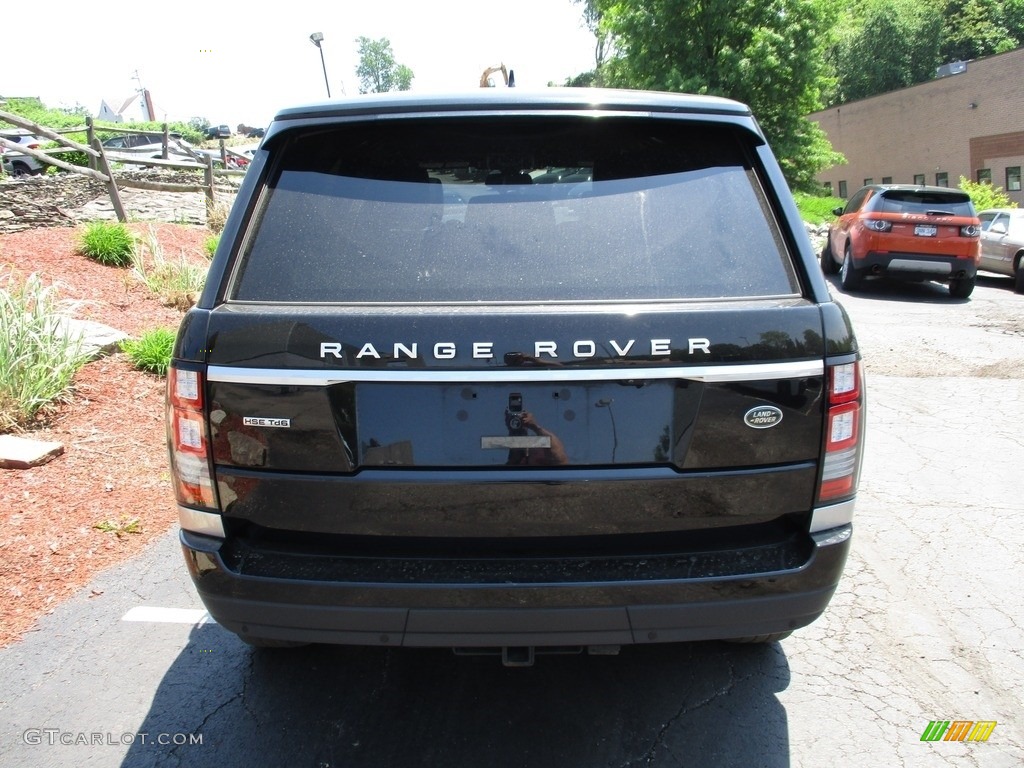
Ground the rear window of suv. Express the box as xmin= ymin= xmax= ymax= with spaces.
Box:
xmin=230 ymin=116 xmax=799 ymax=303
xmin=877 ymin=190 xmax=975 ymax=216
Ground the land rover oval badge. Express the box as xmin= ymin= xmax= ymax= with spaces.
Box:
xmin=744 ymin=406 xmax=783 ymax=429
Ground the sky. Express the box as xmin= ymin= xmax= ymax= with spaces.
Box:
xmin=3 ymin=1 xmax=597 ymax=131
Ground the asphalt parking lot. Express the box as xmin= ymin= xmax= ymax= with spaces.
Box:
xmin=0 ymin=272 xmax=1021 ymax=768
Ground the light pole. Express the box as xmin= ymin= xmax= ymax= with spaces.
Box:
xmin=309 ymin=32 xmax=331 ymax=98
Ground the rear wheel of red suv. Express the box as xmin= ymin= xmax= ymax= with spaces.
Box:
xmin=820 ymin=239 xmax=839 ymax=275
xmin=949 ymin=274 xmax=975 ymax=299
xmin=839 ymin=245 xmax=864 ymax=290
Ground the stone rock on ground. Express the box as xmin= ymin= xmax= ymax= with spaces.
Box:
xmin=57 ymin=317 xmax=129 ymax=359
xmin=0 ymin=435 xmax=64 ymax=469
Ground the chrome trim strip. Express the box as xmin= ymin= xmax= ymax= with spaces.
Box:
xmin=207 ymin=361 xmax=823 ymax=386
xmin=481 ymin=436 xmax=552 ymax=450
xmin=888 ymin=258 xmax=951 ymax=274
xmin=178 ymin=506 xmax=226 ymax=538
xmin=809 ymin=499 xmax=856 ymax=534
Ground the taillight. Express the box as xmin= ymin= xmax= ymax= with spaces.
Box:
xmin=818 ymin=361 xmax=863 ymax=502
xmin=167 ymin=365 xmax=218 ymax=509
xmin=960 ymin=224 xmax=980 ymax=237
xmin=863 ymin=219 xmax=892 ymax=232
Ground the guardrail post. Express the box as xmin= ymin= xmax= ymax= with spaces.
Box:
xmin=92 ymin=138 xmax=127 ymax=223
xmin=86 ymin=117 xmax=96 ymax=171
xmin=204 ymin=155 xmax=216 ymax=219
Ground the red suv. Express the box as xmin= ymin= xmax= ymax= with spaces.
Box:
xmin=822 ymin=185 xmax=981 ymax=298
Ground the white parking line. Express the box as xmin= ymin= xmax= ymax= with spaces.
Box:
xmin=121 ymin=607 xmax=214 ymax=625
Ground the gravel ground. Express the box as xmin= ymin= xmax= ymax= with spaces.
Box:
xmin=825 ymin=272 xmax=1024 ymax=379
xmin=0 ymin=222 xmax=210 ymax=647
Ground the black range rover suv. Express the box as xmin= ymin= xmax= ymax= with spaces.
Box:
xmin=168 ymin=89 xmax=864 ymax=661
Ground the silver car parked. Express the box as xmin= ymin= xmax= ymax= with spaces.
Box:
xmin=0 ymin=130 xmax=47 ymax=176
xmin=978 ymin=208 xmax=1024 ymax=293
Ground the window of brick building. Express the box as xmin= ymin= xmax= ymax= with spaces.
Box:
xmin=838 ymin=180 xmax=847 ymax=198
xmin=935 ymin=172 xmax=948 ymax=187
xmin=864 ymin=178 xmax=873 ymax=186
xmin=882 ymin=176 xmax=892 ymax=184
xmin=823 ymin=181 xmax=833 ymax=195
xmin=914 ymin=174 xmax=925 ymax=185
xmin=977 ymin=168 xmax=992 ymax=184
xmin=1008 ymin=167 xmax=1022 ymax=192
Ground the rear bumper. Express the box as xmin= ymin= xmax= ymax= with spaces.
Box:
xmin=181 ymin=524 xmax=852 ymax=647
xmin=857 ymin=251 xmax=977 ymax=280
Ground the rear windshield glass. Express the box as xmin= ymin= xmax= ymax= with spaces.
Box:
xmin=878 ymin=190 xmax=975 ymax=216
xmin=230 ymin=117 xmax=798 ymax=303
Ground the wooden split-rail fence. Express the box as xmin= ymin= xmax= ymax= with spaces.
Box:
xmin=0 ymin=109 xmax=247 ymax=222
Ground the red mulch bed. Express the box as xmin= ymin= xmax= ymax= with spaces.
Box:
xmin=0 ymin=223 xmax=210 ymax=647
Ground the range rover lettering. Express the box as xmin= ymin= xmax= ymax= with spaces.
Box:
xmin=167 ymin=89 xmax=865 ymax=664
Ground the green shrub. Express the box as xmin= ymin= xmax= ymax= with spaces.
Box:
xmin=78 ymin=221 xmax=135 ymax=267
xmin=0 ymin=272 xmax=91 ymax=431
xmin=120 ymin=328 xmax=176 ymax=376
xmin=958 ymin=177 xmax=1018 ymax=211
xmin=54 ymin=150 xmax=90 ymax=169
xmin=1 ymin=97 xmax=89 ymax=131
xmin=204 ymin=235 xmax=219 ymax=258
xmin=794 ymin=192 xmax=846 ymax=225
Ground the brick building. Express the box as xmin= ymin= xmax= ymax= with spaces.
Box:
xmin=808 ymin=47 xmax=1024 ymax=205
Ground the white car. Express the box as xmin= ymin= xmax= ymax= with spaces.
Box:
xmin=977 ymin=208 xmax=1024 ymax=293
xmin=1 ymin=130 xmax=47 ymax=176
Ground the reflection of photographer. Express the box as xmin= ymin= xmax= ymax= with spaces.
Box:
xmin=505 ymin=393 xmax=528 ymax=435
xmin=505 ymin=395 xmax=568 ymax=466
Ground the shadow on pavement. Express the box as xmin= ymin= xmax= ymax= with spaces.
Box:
xmin=824 ymin=272 xmax=969 ymax=304
xmin=122 ymin=625 xmax=792 ymax=768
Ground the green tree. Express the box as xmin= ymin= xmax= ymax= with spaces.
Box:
xmin=818 ymin=0 xmax=1024 ymax=105
xmin=563 ymin=71 xmax=600 ymax=87
xmin=1006 ymin=0 xmax=1024 ymax=40
xmin=939 ymin=0 xmax=1021 ymax=62
xmin=568 ymin=0 xmax=613 ymax=86
xmin=597 ymin=0 xmax=843 ymax=190
xmin=355 ymin=37 xmax=414 ymax=94
xmin=830 ymin=0 xmax=943 ymax=103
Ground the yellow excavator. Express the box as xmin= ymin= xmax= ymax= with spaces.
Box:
xmin=480 ymin=64 xmax=515 ymax=87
